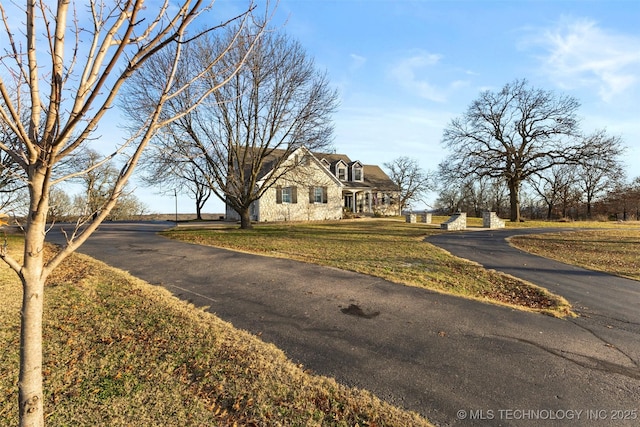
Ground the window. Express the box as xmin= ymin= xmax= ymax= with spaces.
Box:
xmin=282 ymin=187 xmax=292 ymax=203
xmin=338 ymin=168 xmax=346 ymax=180
xmin=309 ymin=186 xmax=328 ymax=204
xmin=354 ymin=167 xmax=362 ymax=181
xmin=276 ymin=186 xmax=297 ymax=204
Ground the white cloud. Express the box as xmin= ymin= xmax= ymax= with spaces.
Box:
xmin=389 ymin=51 xmax=448 ymax=102
xmin=525 ymin=17 xmax=640 ymax=102
xmin=349 ymin=53 xmax=367 ymax=72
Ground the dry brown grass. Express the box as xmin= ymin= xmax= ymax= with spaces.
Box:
xmin=0 ymin=237 xmax=431 ymax=426
xmin=510 ymin=229 xmax=640 ymax=281
xmin=163 ymin=219 xmax=572 ymax=316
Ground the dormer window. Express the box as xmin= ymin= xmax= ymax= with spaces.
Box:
xmin=338 ymin=167 xmax=346 ymax=180
xmin=354 ymin=167 xmax=362 ymax=181
xmin=348 ymin=161 xmax=363 ymax=182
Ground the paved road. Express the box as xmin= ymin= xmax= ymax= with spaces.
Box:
xmin=427 ymin=228 xmax=640 ymax=346
xmin=48 ymin=222 xmax=640 ymax=426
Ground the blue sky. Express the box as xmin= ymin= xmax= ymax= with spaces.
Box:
xmin=140 ymin=0 xmax=640 ymax=213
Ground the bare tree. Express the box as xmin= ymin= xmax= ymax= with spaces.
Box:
xmin=530 ymin=165 xmax=576 ymax=220
xmin=47 ymin=187 xmax=73 ymax=223
xmin=72 ymin=149 xmax=121 ymax=219
xmin=434 ymin=181 xmax=465 ymax=214
xmin=384 ymin=156 xmax=434 ymax=214
xmin=128 ymin=24 xmax=339 ymax=229
xmin=0 ymin=131 xmax=26 ymax=212
xmin=0 ymin=1 xmax=265 ymax=425
xmin=65 ymin=148 xmax=147 ymax=220
xmin=600 ymin=177 xmax=640 ymax=221
xmin=434 ymin=171 xmax=509 ymax=217
xmin=575 ymin=130 xmax=625 ymax=218
xmin=440 ymin=79 xmax=587 ymax=222
xmin=141 ymin=140 xmax=213 ymax=220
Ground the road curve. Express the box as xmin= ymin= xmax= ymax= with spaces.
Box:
xmin=48 ymin=222 xmax=640 ymax=426
xmin=427 ymin=228 xmax=640 ymax=326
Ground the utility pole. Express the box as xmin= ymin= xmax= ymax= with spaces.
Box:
xmin=174 ymin=189 xmax=178 ymax=224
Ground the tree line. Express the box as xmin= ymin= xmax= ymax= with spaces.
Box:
xmin=432 ymin=173 xmax=639 ymax=222
xmin=2 ymin=149 xmax=148 ymax=222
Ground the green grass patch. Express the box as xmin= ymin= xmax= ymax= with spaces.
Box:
xmin=0 ymin=239 xmax=431 ymax=426
xmin=163 ymin=219 xmax=572 ymax=316
xmin=510 ymin=229 xmax=640 ymax=281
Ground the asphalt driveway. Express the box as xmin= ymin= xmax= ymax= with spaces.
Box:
xmin=48 ymin=222 xmax=640 ymax=426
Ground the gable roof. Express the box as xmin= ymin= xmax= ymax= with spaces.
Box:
xmin=252 ymin=146 xmax=342 ymax=186
xmin=236 ymin=146 xmax=397 ymax=191
xmin=313 ymin=152 xmax=351 ymax=168
xmin=363 ymin=165 xmax=397 ymax=191
xmin=314 ymin=152 xmax=397 ymax=191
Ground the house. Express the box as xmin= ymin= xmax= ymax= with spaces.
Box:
xmin=313 ymin=152 xmax=399 ymax=216
xmin=225 ymin=146 xmax=399 ymax=222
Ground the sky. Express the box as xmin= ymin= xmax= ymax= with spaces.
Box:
xmin=134 ymin=0 xmax=640 ymax=214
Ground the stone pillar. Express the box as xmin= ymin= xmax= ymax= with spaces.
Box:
xmin=440 ymin=212 xmax=467 ymax=230
xmin=482 ymin=211 xmax=505 ymax=229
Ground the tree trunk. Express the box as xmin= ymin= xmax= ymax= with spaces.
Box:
xmin=508 ymin=179 xmax=521 ymax=222
xmin=19 ymin=269 xmax=45 ymax=427
xmin=196 ymin=200 xmax=203 ymax=221
xmin=239 ymin=207 xmax=252 ymax=229
xmin=19 ymin=173 xmax=49 ymax=427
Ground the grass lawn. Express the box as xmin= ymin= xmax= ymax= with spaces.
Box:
xmin=509 ymin=228 xmax=640 ymax=281
xmin=0 ymin=236 xmax=431 ymax=426
xmin=163 ymin=218 xmax=572 ymax=317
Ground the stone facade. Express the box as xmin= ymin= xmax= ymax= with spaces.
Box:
xmin=482 ymin=211 xmax=505 ymax=229
xmin=226 ymin=148 xmax=343 ymax=222
xmin=440 ymin=212 xmax=467 ymax=230
xmin=250 ymin=176 xmax=343 ymax=222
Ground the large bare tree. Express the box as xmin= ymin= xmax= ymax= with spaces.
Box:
xmin=130 ymin=24 xmax=339 ymax=229
xmin=440 ymin=79 xmax=589 ymax=222
xmin=0 ymin=1 xmax=265 ymax=426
